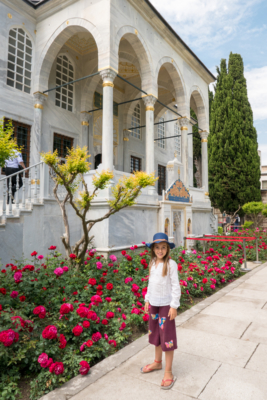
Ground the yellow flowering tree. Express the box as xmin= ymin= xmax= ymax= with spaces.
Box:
xmin=41 ymin=147 xmax=157 ymax=266
xmin=0 ymin=119 xmax=20 ymax=168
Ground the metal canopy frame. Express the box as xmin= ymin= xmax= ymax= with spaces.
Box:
xmin=42 ymin=70 xmax=205 ymax=138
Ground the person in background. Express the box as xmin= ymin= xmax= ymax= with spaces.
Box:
xmin=4 ymin=151 xmax=25 ymax=203
xmin=234 ymin=214 xmax=240 ymax=231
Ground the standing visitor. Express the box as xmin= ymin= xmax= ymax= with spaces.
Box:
xmin=4 ymin=151 xmax=25 ymax=203
xmin=141 ymin=232 xmax=180 ymax=390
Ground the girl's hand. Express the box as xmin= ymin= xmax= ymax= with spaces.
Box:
xmin=168 ymin=307 xmax=177 ymax=321
xmin=144 ymin=302 xmax=149 ymax=313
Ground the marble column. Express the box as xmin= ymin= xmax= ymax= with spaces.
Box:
xmin=179 ymin=117 xmax=190 ymax=188
xmin=187 ymin=124 xmax=193 ymax=187
xmin=100 ymin=69 xmax=117 ymax=171
xmin=142 ymin=95 xmax=157 ymax=174
xmin=80 ymin=111 xmax=91 ymax=161
xmin=31 ymin=92 xmax=47 ymax=165
xmin=123 ymin=129 xmax=130 ymax=172
xmin=199 ymin=130 xmax=209 ymax=195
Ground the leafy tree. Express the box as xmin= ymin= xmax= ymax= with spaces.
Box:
xmin=0 ymin=119 xmax=20 ymax=168
xmin=191 ymin=108 xmax=201 ymax=187
xmin=208 ymin=88 xmax=214 ymax=121
xmin=242 ymin=201 xmax=267 ymax=228
xmin=42 ymin=147 xmax=157 ymax=266
xmin=208 ymin=53 xmax=261 ymax=214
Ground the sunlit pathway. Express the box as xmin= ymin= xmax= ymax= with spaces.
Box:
xmin=41 ymin=262 xmax=267 ymax=400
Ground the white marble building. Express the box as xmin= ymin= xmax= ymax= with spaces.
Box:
xmin=0 ymin=0 xmax=217 ymax=262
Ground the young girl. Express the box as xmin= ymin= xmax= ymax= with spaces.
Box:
xmin=141 ymin=232 xmax=181 ymax=390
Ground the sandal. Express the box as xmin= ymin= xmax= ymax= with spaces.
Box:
xmin=140 ymin=359 xmax=162 ymax=374
xmin=161 ymin=372 xmax=177 ymax=390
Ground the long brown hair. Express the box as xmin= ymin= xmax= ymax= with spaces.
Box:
xmin=149 ymin=243 xmax=170 ymax=277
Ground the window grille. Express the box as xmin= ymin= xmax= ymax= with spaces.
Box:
xmin=158 ymin=165 xmax=166 ymax=195
xmin=157 ymin=118 xmax=165 ymax=148
xmin=131 ymin=104 xmax=141 ymax=139
xmin=130 ymin=156 xmax=142 ymax=173
xmin=55 ymin=55 xmax=74 ymax=112
xmin=94 ymin=92 xmax=118 ymax=116
xmin=174 ymin=123 xmax=181 ymax=156
xmin=7 ymin=28 xmax=32 ymax=93
xmin=53 ymin=133 xmax=73 ymax=159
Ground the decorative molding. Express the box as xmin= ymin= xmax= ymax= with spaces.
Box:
xmin=145 ymin=106 xmax=154 ymax=112
xmin=34 ymin=104 xmax=43 ymax=110
xmin=31 ymin=179 xmax=40 ymax=185
xmin=8 ymin=13 xmax=12 ymax=19
xmin=201 ymin=139 xmax=208 ymax=142
xmin=102 ymin=82 xmax=114 ymax=88
xmin=118 ymin=62 xmax=139 ymax=79
xmin=180 ymin=126 xmax=188 ymax=131
xmin=165 ymin=179 xmax=190 ymax=203
xmin=33 ymin=91 xmax=48 ymax=97
xmin=142 ymin=95 xmax=157 ymax=108
xmin=81 ymin=121 xmax=89 ymax=126
xmin=123 ymin=138 xmax=129 ymax=142
xmin=205 ymin=192 xmax=209 ymax=196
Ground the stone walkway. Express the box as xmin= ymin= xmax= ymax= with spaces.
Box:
xmin=41 ymin=262 xmax=267 ymax=400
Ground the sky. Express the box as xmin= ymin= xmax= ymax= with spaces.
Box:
xmin=150 ymin=0 xmax=267 ymax=164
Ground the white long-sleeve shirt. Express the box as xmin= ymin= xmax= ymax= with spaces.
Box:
xmin=145 ymin=259 xmax=181 ymax=309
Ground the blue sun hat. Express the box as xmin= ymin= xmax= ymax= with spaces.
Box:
xmin=146 ymin=232 xmax=175 ymax=249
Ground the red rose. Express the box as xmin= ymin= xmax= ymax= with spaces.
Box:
xmin=106 ymin=311 xmax=115 ymax=319
xmin=202 ymin=278 xmax=208 ymax=284
xmin=142 ymin=314 xmax=149 ymax=322
xmin=0 ymin=288 xmax=6 ymax=295
xmin=102 ymin=319 xmax=109 ymax=325
xmin=105 ymin=297 xmax=112 ymax=303
xmin=127 ymin=256 xmax=132 ymax=261
xmin=121 ymin=250 xmax=127 ymax=256
xmin=49 ymin=246 xmax=57 ymax=250
xmin=69 ymin=253 xmax=76 ymax=259
xmin=88 ymin=278 xmax=97 ymax=286
xmin=60 ymin=303 xmax=73 ymax=315
xmin=59 ymin=334 xmax=67 ymax=349
xmin=77 ymin=306 xmax=89 ymax=318
xmin=49 ymin=361 xmax=64 ymax=375
xmin=86 ymin=339 xmax=93 ymax=347
xmin=72 ymin=325 xmax=83 ymax=336
xmin=79 ymin=360 xmax=90 ymax=375
xmin=19 ymin=295 xmax=26 ymax=302
xmin=108 ymin=339 xmax=117 ymax=347
xmin=106 ymin=283 xmax=113 ymax=290
xmin=73 ymin=291 xmax=78 ymax=295
xmin=92 ymin=332 xmax=102 ymax=342
xmin=31 ymin=251 xmax=38 ymax=256
xmin=42 ymin=325 xmax=58 ymax=340
xmin=87 ymin=311 xmax=97 ymax=320
xmin=82 ymin=321 xmax=90 ymax=328
xmin=119 ymin=322 xmax=126 ymax=331
xmin=1 ymin=270 xmax=6 ymax=273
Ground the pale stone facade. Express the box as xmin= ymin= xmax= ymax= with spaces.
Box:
xmin=0 ymin=0 xmax=217 ymax=262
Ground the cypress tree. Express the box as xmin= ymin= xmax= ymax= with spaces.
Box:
xmin=208 ymin=53 xmax=261 ymax=214
xmin=191 ymin=108 xmax=201 ymax=187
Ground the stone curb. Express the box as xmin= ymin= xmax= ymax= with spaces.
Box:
xmin=39 ymin=262 xmax=266 ymax=400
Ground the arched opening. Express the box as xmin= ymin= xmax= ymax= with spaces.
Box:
xmin=190 ymin=87 xmax=208 ymax=188
xmin=165 ymin=218 xmax=170 ymax=236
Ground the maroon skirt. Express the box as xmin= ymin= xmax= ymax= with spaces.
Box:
xmin=148 ymin=305 xmax=177 ymax=352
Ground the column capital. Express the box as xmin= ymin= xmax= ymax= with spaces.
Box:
xmin=178 ymin=117 xmax=190 ymax=130
xmin=100 ymin=68 xmax=117 ymax=86
xmin=199 ymin=130 xmax=209 ymax=142
xmin=142 ymin=94 xmax=157 ymax=110
xmin=33 ymin=91 xmax=47 ymax=109
xmin=80 ymin=111 xmax=91 ymax=126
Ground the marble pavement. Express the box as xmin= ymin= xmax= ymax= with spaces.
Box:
xmin=40 ymin=261 xmax=267 ymax=400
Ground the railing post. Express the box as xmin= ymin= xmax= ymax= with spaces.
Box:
xmin=2 ymin=179 xmax=7 ymax=220
xmin=8 ymin=176 xmax=13 ymax=215
xmin=21 ymin=170 xmax=26 ymax=210
xmin=241 ymin=238 xmax=251 ymax=272
xmin=28 ymin=169 xmax=32 ymax=204
xmin=34 ymin=165 xmax=38 ymax=203
xmin=254 ymin=237 xmax=262 ymax=264
xmin=15 ymin=174 xmax=19 ymax=210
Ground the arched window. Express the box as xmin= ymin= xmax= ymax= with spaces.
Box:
xmin=158 ymin=118 xmax=165 ymax=148
xmin=7 ymin=28 xmax=32 ymax=93
xmin=131 ymin=104 xmax=141 ymax=139
xmin=174 ymin=122 xmax=181 ymax=156
xmin=55 ymin=55 xmax=74 ymax=112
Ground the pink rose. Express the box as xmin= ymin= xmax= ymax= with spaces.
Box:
xmin=10 ymin=291 xmax=19 ymax=298
xmin=54 ymin=267 xmax=64 ymax=276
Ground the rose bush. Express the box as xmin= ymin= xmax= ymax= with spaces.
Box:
xmin=1 ymin=230 xmax=264 ymax=399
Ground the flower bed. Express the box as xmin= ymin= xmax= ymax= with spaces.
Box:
xmin=1 ymin=230 xmax=266 ymax=400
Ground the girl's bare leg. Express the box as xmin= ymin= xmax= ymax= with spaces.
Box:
xmin=142 ymin=345 xmax=162 ymax=372
xmin=161 ymin=350 xmax=174 ymax=387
